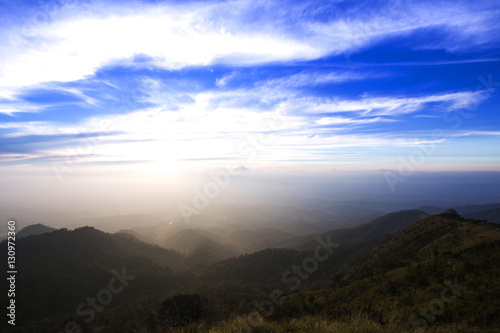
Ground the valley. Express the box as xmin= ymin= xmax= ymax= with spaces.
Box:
xmin=2 ymin=207 xmax=499 ymax=332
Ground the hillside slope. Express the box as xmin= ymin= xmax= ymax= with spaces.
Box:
xmin=464 ymin=208 xmax=500 ymax=223
xmin=301 ymin=209 xmax=427 ymax=248
xmin=272 ymin=213 xmax=500 ymax=329
xmin=16 ymin=223 xmax=57 ymax=238
xmin=0 ymin=227 xmax=188 ymax=328
xmin=160 ymin=227 xmax=241 ymax=265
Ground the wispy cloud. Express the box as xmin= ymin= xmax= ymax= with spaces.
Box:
xmin=1 ymin=0 xmax=498 ymax=99
xmin=0 ymin=2 xmax=316 ymax=98
xmin=0 ymin=0 xmax=498 ymax=172
xmin=299 ymin=91 xmax=487 ymax=115
xmin=307 ymin=0 xmax=500 ymax=54
xmin=315 ymin=116 xmax=396 ymax=126
xmin=1 ymin=84 xmax=492 ymax=168
xmin=216 ymin=71 xmax=239 ymax=88
xmin=256 ymin=70 xmax=374 ymax=90
xmin=0 ymin=100 xmax=48 ymax=115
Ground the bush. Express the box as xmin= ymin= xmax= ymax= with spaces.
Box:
xmin=150 ymin=293 xmax=208 ymax=328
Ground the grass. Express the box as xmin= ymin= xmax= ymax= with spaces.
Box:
xmin=136 ymin=314 xmax=498 ymax=332
xmin=205 ymin=314 xmax=489 ymax=333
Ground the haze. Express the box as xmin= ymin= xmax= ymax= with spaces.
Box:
xmin=1 ymin=0 xmax=499 ymax=230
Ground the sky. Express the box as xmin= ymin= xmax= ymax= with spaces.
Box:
xmin=1 ymin=0 xmax=500 ymax=222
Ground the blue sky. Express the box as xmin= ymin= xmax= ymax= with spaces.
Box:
xmin=1 ymin=0 xmax=500 ymax=181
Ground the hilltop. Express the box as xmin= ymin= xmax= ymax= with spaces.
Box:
xmin=271 ymin=213 xmax=500 ymax=330
xmin=0 ymin=227 xmax=187 ymax=327
xmin=2 ymin=210 xmax=499 ymax=332
xmin=16 ymin=223 xmax=57 ymax=238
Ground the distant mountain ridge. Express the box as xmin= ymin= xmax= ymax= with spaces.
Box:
xmin=0 ymin=226 xmax=188 ymax=327
xmin=160 ymin=227 xmax=240 ymax=264
xmin=302 ymin=209 xmax=427 ymax=248
xmin=16 ymin=223 xmax=57 ymax=238
xmin=271 ymin=212 xmax=500 ymax=329
xmin=228 ymin=227 xmax=315 ymax=253
xmin=4 ymin=209 xmax=499 ymax=331
xmin=464 ymin=208 xmax=500 ymax=223
xmin=419 ymin=203 xmax=500 ymax=222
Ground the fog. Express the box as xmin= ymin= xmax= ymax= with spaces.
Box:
xmin=2 ymin=169 xmax=500 ymax=232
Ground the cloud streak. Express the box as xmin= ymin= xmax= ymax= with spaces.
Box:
xmin=0 ymin=0 xmax=499 ymax=173
xmin=1 ymin=0 xmax=498 ymax=99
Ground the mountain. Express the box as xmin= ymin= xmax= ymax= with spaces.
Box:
xmin=419 ymin=203 xmax=500 ymax=216
xmin=0 ymin=227 xmax=188 ymax=328
xmin=69 ymin=213 xmax=164 ymax=232
xmin=188 ymin=210 xmax=430 ymax=292
xmin=3 ymin=210 xmax=499 ymax=332
xmin=185 ymin=238 xmax=241 ymax=268
xmin=16 ymin=223 xmax=57 ymax=238
xmin=160 ymin=227 xmax=241 ymax=266
xmin=464 ymin=208 xmax=500 ymax=223
xmin=160 ymin=228 xmax=221 ymax=253
xmin=418 ymin=205 xmax=446 ymax=215
xmin=453 ymin=203 xmax=500 ymax=214
xmin=302 ymin=209 xmax=427 ymax=248
xmin=228 ymin=227 xmax=315 ymax=253
xmin=271 ymin=213 xmax=500 ymax=329
xmin=115 ymin=228 xmax=155 ymax=243
xmin=199 ymin=239 xmax=383 ymax=293
xmin=200 ymin=248 xmax=307 ymax=285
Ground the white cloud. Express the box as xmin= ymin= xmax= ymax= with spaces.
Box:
xmin=307 ymin=1 xmax=499 ymax=54
xmin=0 ymin=81 xmax=104 ymax=115
xmin=0 ymin=0 xmax=497 ymax=100
xmin=0 ymin=3 xmax=316 ymax=99
xmin=216 ymin=71 xmax=239 ymax=87
xmin=298 ymin=91 xmax=486 ymax=115
xmin=257 ymin=70 xmax=372 ymax=90
xmin=4 ymin=86 xmax=490 ymax=167
xmin=0 ymin=100 xmax=47 ymax=115
xmin=0 ymin=121 xmax=53 ymax=132
xmin=448 ymin=130 xmax=500 ymax=137
xmin=315 ymin=116 xmax=396 ymax=126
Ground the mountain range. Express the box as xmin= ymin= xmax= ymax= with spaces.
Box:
xmin=1 ymin=208 xmax=499 ymax=332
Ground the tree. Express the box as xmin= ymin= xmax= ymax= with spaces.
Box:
xmin=150 ymin=293 xmax=208 ymax=327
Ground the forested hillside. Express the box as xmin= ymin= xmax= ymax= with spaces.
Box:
xmin=2 ymin=212 xmax=499 ymax=332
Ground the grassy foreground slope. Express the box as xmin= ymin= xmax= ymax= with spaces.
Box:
xmin=270 ymin=214 xmax=500 ymax=330
xmin=3 ymin=213 xmax=499 ymax=332
xmin=137 ymin=213 xmax=500 ymax=333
